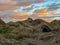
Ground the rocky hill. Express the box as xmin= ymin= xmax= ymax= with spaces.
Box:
xmin=0 ymin=18 xmax=60 ymax=45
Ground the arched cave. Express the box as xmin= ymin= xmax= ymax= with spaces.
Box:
xmin=42 ymin=25 xmax=51 ymax=32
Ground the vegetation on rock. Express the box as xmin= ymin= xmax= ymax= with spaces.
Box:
xmin=0 ymin=18 xmax=59 ymax=45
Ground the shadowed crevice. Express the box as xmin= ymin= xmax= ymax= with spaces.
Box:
xmin=42 ymin=25 xmax=52 ymax=32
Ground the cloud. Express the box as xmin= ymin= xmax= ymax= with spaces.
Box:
xmin=0 ymin=0 xmax=60 ymax=23
xmin=0 ymin=0 xmax=16 ymax=5
xmin=10 ymin=12 xmax=29 ymax=19
xmin=0 ymin=0 xmax=43 ymax=6
xmin=13 ymin=0 xmax=43 ymax=3
xmin=48 ymin=3 xmax=60 ymax=11
xmin=0 ymin=4 xmax=17 ymax=11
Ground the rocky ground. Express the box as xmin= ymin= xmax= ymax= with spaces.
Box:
xmin=0 ymin=18 xmax=60 ymax=45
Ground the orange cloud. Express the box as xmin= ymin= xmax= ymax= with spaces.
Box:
xmin=32 ymin=9 xmax=48 ymax=17
xmin=9 ymin=1 xmax=16 ymax=5
xmin=11 ymin=12 xmax=29 ymax=19
xmin=41 ymin=18 xmax=54 ymax=22
xmin=38 ymin=9 xmax=48 ymax=15
xmin=31 ymin=9 xmax=54 ymax=22
xmin=0 ymin=0 xmax=16 ymax=5
xmin=0 ymin=4 xmax=17 ymax=11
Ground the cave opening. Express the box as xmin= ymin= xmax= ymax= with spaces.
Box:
xmin=42 ymin=25 xmax=51 ymax=32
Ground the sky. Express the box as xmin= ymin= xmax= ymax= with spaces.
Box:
xmin=0 ymin=0 xmax=60 ymax=23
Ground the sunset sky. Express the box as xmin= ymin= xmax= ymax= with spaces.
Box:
xmin=0 ymin=0 xmax=60 ymax=23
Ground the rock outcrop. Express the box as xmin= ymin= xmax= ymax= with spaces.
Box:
xmin=0 ymin=18 xmax=59 ymax=45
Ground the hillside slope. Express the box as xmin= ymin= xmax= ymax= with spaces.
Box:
xmin=0 ymin=18 xmax=60 ymax=45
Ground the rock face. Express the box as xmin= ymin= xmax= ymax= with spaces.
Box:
xmin=0 ymin=18 xmax=60 ymax=45
xmin=0 ymin=19 xmax=5 ymax=25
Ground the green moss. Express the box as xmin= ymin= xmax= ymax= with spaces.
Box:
xmin=0 ymin=43 xmax=2 ymax=45
xmin=0 ymin=26 xmax=12 ymax=34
